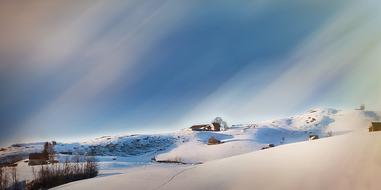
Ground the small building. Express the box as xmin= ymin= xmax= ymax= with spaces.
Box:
xmin=28 ymin=153 xmax=48 ymax=166
xmin=190 ymin=122 xmax=221 ymax=131
xmin=369 ymin=122 xmax=381 ymax=132
xmin=309 ymin=135 xmax=319 ymax=140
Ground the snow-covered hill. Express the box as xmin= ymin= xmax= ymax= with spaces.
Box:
xmin=56 ymin=129 xmax=381 ymax=190
xmin=1 ymin=108 xmax=379 ymax=167
xmin=1 ymin=108 xmax=380 ymax=188
xmin=155 ymin=108 xmax=378 ymax=163
xmin=50 ymin=108 xmax=381 ymax=190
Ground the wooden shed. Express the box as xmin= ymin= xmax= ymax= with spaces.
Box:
xmin=28 ymin=152 xmax=48 ymax=166
xmin=369 ymin=122 xmax=381 ymax=132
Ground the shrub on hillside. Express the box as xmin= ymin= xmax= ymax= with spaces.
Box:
xmin=208 ymin=136 xmax=221 ymax=145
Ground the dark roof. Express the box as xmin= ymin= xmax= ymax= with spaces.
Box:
xmin=191 ymin=124 xmax=210 ymax=128
xmin=29 ymin=153 xmax=48 ymax=160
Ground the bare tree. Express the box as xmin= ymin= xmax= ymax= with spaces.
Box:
xmin=42 ymin=142 xmax=55 ymax=163
xmin=84 ymin=156 xmax=98 ymax=178
xmin=213 ymin=117 xmax=228 ymax=131
xmin=0 ymin=166 xmax=9 ymax=190
xmin=11 ymin=167 xmax=18 ymax=190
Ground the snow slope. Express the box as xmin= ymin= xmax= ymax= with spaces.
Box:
xmin=54 ymin=127 xmax=381 ymax=190
xmin=160 ymin=131 xmax=381 ymax=190
xmin=154 ymin=108 xmax=377 ymax=163
xmin=49 ymin=108 xmax=381 ymax=190
xmin=1 ymin=108 xmax=380 ymax=185
xmin=1 ymin=108 xmax=379 ymax=165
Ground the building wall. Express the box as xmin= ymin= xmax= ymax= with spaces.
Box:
xmin=369 ymin=123 xmax=381 ymax=132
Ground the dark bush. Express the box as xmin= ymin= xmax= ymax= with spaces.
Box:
xmin=0 ymin=166 xmax=21 ymax=190
xmin=0 ymin=166 xmax=9 ymax=190
xmin=208 ymin=136 xmax=221 ymax=145
xmin=28 ymin=156 xmax=98 ymax=190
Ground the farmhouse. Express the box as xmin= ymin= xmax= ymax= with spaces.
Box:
xmin=369 ymin=122 xmax=381 ymax=132
xmin=190 ymin=122 xmax=221 ymax=131
xmin=28 ymin=152 xmax=48 ymax=166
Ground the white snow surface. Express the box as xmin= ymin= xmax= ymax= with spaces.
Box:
xmin=53 ymin=131 xmax=381 ymax=190
xmin=2 ymin=108 xmax=353 ymax=165
xmin=51 ymin=108 xmax=381 ymax=190
xmin=1 ymin=108 xmax=380 ymax=188
xmin=1 ymin=108 xmax=379 ymax=165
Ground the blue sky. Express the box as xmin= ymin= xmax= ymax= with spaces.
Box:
xmin=1 ymin=0 xmax=381 ymax=146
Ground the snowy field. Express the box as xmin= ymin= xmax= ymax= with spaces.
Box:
xmin=53 ymin=131 xmax=381 ymax=190
xmin=1 ymin=108 xmax=380 ymax=189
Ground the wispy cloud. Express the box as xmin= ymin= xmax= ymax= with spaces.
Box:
xmin=1 ymin=0 xmax=381 ymax=145
xmin=177 ymin=0 xmax=381 ymax=125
